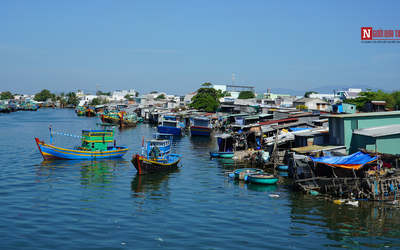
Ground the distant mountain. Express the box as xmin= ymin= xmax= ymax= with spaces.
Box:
xmin=258 ymin=85 xmax=389 ymax=97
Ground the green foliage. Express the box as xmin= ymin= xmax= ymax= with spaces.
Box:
xmin=1 ymin=91 xmax=14 ymax=100
xmin=216 ymin=89 xmax=231 ymax=98
xmin=66 ymin=92 xmax=79 ymax=106
xmin=150 ymin=91 xmax=158 ymax=94
xmin=238 ymin=91 xmax=255 ymax=99
xmin=296 ymin=105 xmax=308 ymax=110
xmin=124 ymin=94 xmax=134 ymax=101
xmin=201 ymin=82 xmax=212 ymax=87
xmin=135 ymin=92 xmax=139 ymax=97
xmin=304 ymin=91 xmax=318 ymax=98
xmin=392 ymin=90 xmax=400 ymax=110
xmin=189 ymin=86 xmax=220 ymax=112
xmin=343 ymin=89 xmax=397 ymax=111
xmin=156 ymin=94 xmax=166 ymax=99
xmin=34 ymin=89 xmax=56 ymax=101
xmin=97 ymin=91 xmax=111 ymax=96
xmin=90 ymin=98 xmax=101 ymax=106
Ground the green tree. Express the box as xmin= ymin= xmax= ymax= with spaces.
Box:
xmin=216 ymin=89 xmax=232 ymax=98
xmin=34 ymin=89 xmax=54 ymax=101
xmin=304 ymin=91 xmax=318 ymax=98
xmin=0 ymin=91 xmax=14 ymax=100
xmin=342 ymin=89 xmax=395 ymax=111
xmin=135 ymin=92 xmax=139 ymax=97
xmin=189 ymin=84 xmax=220 ymax=112
xmin=392 ymin=90 xmax=400 ymax=110
xmin=238 ymin=91 xmax=255 ymax=99
xmin=202 ymin=82 xmax=212 ymax=87
xmin=156 ymin=94 xmax=166 ymax=99
xmin=124 ymin=94 xmax=134 ymax=101
xmin=97 ymin=91 xmax=111 ymax=96
xmin=66 ymin=92 xmax=79 ymax=106
xmin=90 ymin=98 xmax=101 ymax=106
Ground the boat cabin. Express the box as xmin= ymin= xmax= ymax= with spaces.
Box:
xmin=81 ymin=123 xmax=115 ymax=151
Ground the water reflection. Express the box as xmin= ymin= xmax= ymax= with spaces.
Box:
xmin=36 ymin=159 xmax=128 ymax=189
xmin=288 ymin=192 xmax=400 ymax=248
xmin=131 ymin=168 xmax=180 ymax=213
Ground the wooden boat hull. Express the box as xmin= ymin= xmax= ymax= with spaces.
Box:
xmin=248 ymin=174 xmax=279 ymax=185
xmin=190 ymin=126 xmax=212 ymax=136
xmin=131 ymin=154 xmax=182 ymax=175
xmin=35 ymin=138 xmax=129 ymax=160
xmin=209 ymin=151 xmax=234 ymax=158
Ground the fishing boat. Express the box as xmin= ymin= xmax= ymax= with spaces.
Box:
xmin=157 ymin=116 xmax=185 ymax=136
xmin=209 ymin=151 xmax=235 ymax=158
xmin=35 ymin=123 xmax=129 ymax=160
xmin=85 ymin=107 xmax=97 ymax=117
xmin=75 ymin=106 xmax=86 ymax=116
xmin=248 ymin=174 xmax=279 ymax=185
xmin=100 ymin=111 xmax=138 ymax=128
xmin=190 ymin=116 xmax=213 ymax=136
xmin=131 ymin=133 xmax=182 ymax=175
xmin=233 ymin=168 xmax=263 ymax=181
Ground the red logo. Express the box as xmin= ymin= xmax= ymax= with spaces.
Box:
xmin=361 ymin=27 xmax=372 ymax=40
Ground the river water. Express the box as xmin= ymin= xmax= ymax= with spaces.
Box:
xmin=1 ymin=108 xmax=400 ymax=249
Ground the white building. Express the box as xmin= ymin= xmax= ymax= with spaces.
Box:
xmin=111 ymin=89 xmax=136 ymax=101
xmin=79 ymin=95 xmax=98 ymax=106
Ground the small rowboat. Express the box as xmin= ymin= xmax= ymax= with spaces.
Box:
xmin=248 ymin=174 xmax=279 ymax=185
xmin=233 ymin=168 xmax=263 ymax=181
xmin=209 ymin=151 xmax=234 ymax=158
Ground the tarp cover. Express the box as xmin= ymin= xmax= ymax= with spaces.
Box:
xmin=290 ymin=127 xmax=311 ymax=132
xmin=308 ymin=151 xmax=379 ymax=170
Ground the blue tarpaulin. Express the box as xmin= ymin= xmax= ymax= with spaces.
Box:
xmin=309 ymin=151 xmax=379 ymax=170
xmin=290 ymin=127 xmax=312 ymax=132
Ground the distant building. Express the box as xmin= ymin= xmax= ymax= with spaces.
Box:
xmin=78 ymin=95 xmax=98 ymax=106
xmin=364 ymin=101 xmax=387 ymax=112
xmin=293 ymin=97 xmax=330 ymax=111
xmin=111 ymin=89 xmax=136 ymax=101
xmin=213 ymin=84 xmax=254 ymax=99
xmin=334 ymin=88 xmax=362 ymax=101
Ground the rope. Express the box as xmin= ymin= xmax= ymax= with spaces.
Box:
xmin=22 ymin=145 xmax=38 ymax=162
xmin=51 ymin=131 xmax=81 ymax=138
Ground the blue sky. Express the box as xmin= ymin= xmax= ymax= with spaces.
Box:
xmin=1 ymin=0 xmax=400 ymax=95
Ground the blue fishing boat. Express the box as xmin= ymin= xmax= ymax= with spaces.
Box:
xmin=157 ymin=116 xmax=185 ymax=136
xmin=35 ymin=123 xmax=129 ymax=160
xmin=131 ymin=133 xmax=182 ymax=175
xmin=190 ymin=116 xmax=213 ymax=136
xmin=248 ymin=174 xmax=279 ymax=185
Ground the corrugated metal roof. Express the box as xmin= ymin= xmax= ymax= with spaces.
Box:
xmin=258 ymin=118 xmax=298 ymax=126
xmin=322 ymin=111 xmax=400 ymax=118
xmin=353 ymin=124 xmax=400 ymax=137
